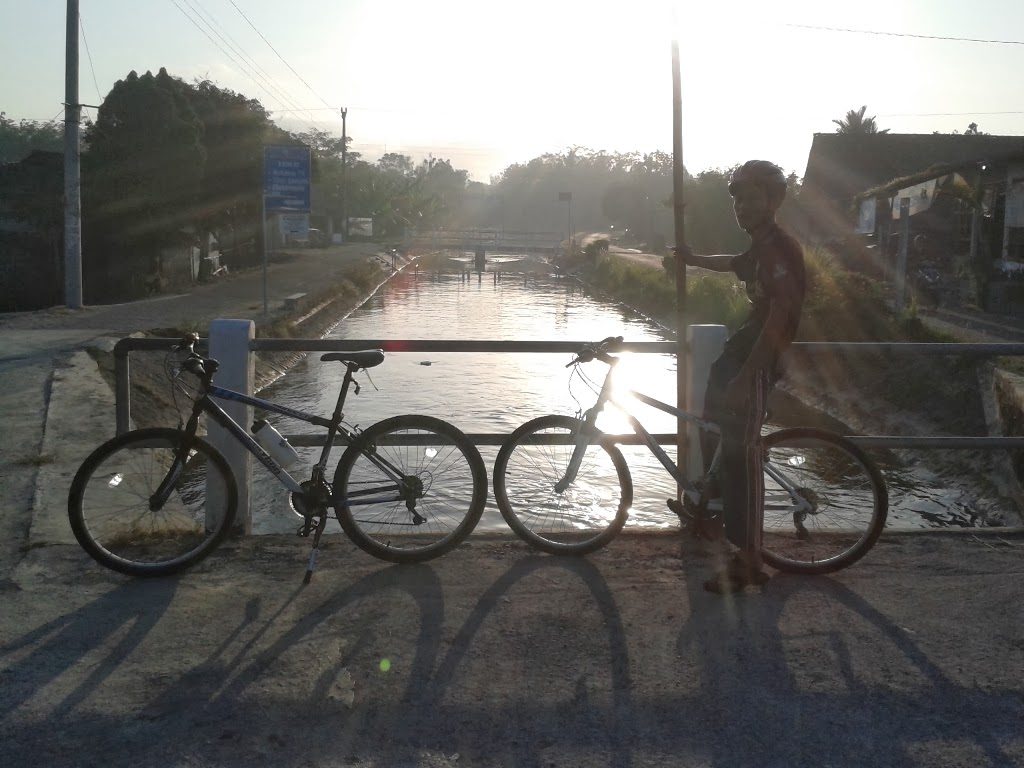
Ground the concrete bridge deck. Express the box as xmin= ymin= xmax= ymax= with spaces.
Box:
xmin=2 ymin=247 xmax=1023 ymax=767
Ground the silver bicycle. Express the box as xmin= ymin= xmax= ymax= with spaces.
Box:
xmin=493 ymin=337 xmax=888 ymax=574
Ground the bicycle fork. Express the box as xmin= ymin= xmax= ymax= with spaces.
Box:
xmin=554 ymin=409 xmax=601 ymax=493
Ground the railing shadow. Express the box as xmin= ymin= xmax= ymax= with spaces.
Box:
xmin=0 ymin=578 xmax=178 ymax=721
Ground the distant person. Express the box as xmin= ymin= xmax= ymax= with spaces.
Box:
xmin=673 ymin=160 xmax=806 ymax=594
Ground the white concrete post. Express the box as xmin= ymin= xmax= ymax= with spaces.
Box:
xmin=685 ymin=324 xmax=727 ymax=480
xmin=207 ymin=319 xmax=255 ymax=534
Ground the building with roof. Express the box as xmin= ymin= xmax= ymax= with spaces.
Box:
xmin=800 ymin=133 xmax=1024 ymax=313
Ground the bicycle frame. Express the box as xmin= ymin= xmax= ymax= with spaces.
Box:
xmin=176 ymin=364 xmax=410 ymax=509
xmin=559 ymin=355 xmax=811 ymax=513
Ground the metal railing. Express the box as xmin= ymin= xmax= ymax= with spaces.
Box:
xmin=113 ymin=336 xmax=1024 ymax=449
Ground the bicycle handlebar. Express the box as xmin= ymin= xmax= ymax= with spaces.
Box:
xmin=566 ymin=336 xmax=624 ymax=367
xmin=172 ymin=333 xmax=217 ymax=379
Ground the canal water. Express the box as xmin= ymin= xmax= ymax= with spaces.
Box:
xmin=251 ymin=253 xmax=983 ymax=534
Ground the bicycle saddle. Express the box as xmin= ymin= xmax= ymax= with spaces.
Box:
xmin=320 ymin=350 xmax=385 ymax=369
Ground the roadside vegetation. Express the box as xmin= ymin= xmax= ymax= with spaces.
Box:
xmin=573 ymin=238 xmax=950 ymax=345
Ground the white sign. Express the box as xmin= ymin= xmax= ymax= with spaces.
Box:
xmin=891 ymin=177 xmax=940 ymax=219
xmin=348 ymin=217 xmax=373 ymax=237
xmin=855 ymin=199 xmax=876 ymax=234
xmin=278 ymin=213 xmax=310 ymax=238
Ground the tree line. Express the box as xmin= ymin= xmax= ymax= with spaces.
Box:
xmin=4 ymin=68 xmax=826 ymax=303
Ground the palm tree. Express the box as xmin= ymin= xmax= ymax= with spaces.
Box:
xmin=833 ymin=105 xmax=889 ymax=135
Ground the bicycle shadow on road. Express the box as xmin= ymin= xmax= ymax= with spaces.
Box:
xmin=673 ymin=552 xmax=1021 ymax=768
xmin=1 ymin=554 xmax=638 ymax=768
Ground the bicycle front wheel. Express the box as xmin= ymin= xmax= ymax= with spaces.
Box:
xmin=760 ymin=428 xmax=887 ymax=575
xmin=333 ymin=415 xmax=487 ymax=563
xmin=493 ymin=415 xmax=632 ymax=555
xmin=68 ymin=428 xmax=237 ymax=577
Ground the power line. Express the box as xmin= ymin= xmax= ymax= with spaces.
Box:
xmin=78 ymin=14 xmax=103 ymax=103
xmin=878 ymin=110 xmax=1024 ymax=117
xmin=180 ymin=0 xmax=321 ymax=128
xmin=228 ymin=0 xmax=336 ymax=111
xmin=169 ymin=0 xmax=324 ymax=133
xmin=786 ymin=22 xmax=1024 ymax=45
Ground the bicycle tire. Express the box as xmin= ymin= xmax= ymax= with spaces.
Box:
xmin=333 ymin=415 xmax=487 ymax=563
xmin=760 ymin=428 xmax=887 ymax=575
xmin=493 ymin=415 xmax=632 ymax=555
xmin=68 ymin=428 xmax=237 ymax=577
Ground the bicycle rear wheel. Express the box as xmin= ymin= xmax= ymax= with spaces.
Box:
xmin=493 ymin=415 xmax=632 ymax=555
xmin=760 ymin=428 xmax=887 ymax=575
xmin=68 ymin=428 xmax=237 ymax=577
xmin=333 ymin=415 xmax=487 ymax=563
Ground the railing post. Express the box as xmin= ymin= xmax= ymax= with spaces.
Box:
xmin=685 ymin=324 xmax=727 ymax=480
xmin=207 ymin=319 xmax=255 ymax=534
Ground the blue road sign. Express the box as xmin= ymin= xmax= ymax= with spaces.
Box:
xmin=264 ymin=145 xmax=311 ymax=213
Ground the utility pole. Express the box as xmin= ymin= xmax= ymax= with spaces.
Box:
xmin=340 ymin=107 xmax=348 ymax=241
xmin=64 ymin=0 xmax=83 ymax=308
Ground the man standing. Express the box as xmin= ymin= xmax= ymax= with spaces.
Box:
xmin=674 ymin=160 xmax=805 ymax=594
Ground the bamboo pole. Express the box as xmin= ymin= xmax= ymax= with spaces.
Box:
xmin=671 ymin=39 xmax=688 ymax=490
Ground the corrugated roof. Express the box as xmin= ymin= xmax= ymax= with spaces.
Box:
xmin=802 ymin=133 xmax=1024 ymax=204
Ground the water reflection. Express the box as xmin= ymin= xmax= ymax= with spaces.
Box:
xmin=252 ymin=254 xmax=975 ymax=533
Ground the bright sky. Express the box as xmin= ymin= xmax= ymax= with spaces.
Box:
xmin=4 ymin=0 xmax=1024 ymax=182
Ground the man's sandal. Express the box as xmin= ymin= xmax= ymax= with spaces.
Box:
xmin=703 ymin=556 xmax=770 ymax=594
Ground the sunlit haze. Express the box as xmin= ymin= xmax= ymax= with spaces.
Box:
xmin=4 ymin=0 xmax=1024 ymax=180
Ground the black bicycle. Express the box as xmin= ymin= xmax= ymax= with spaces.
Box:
xmin=493 ymin=337 xmax=888 ymax=574
xmin=68 ymin=334 xmax=488 ymax=580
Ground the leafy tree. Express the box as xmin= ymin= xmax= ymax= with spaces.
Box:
xmin=83 ymin=68 xmax=206 ymax=298
xmin=185 ymin=79 xmax=286 ymax=268
xmin=377 ymin=152 xmax=415 ymax=175
xmin=489 ymin=147 xmax=678 ymax=248
xmin=414 ymin=156 xmax=468 ymax=229
xmin=292 ymin=126 xmax=362 ymax=237
xmin=832 ymin=105 xmax=888 ymax=135
xmin=682 ymin=169 xmax=750 ymax=255
xmin=0 ymin=114 xmax=64 ymax=164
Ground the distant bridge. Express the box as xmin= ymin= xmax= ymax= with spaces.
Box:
xmin=406 ymin=229 xmax=563 ymax=254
